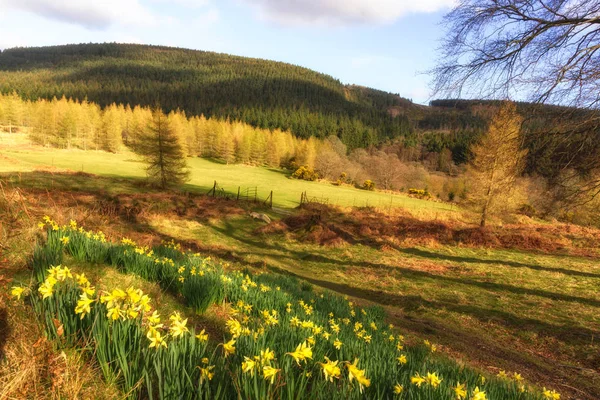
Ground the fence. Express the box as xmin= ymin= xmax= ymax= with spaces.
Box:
xmin=299 ymin=191 xmax=329 ymax=206
xmin=207 ymin=180 xmax=273 ymax=208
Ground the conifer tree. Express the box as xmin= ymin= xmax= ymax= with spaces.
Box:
xmin=469 ymin=102 xmax=527 ymax=227
xmin=136 ymin=107 xmax=190 ymax=188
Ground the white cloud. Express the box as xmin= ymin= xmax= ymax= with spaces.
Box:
xmin=240 ymin=0 xmax=455 ymax=26
xmin=0 ymin=0 xmax=159 ymax=30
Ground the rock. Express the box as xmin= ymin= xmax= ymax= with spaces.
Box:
xmin=250 ymin=212 xmax=271 ymax=223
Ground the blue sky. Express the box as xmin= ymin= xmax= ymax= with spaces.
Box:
xmin=0 ymin=0 xmax=455 ymax=104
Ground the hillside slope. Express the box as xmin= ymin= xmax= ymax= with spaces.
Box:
xmin=0 ymin=43 xmax=420 ymax=149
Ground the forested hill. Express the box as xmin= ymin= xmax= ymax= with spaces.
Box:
xmin=0 ymin=43 xmax=423 ymax=150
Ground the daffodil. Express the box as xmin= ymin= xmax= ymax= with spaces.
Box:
xmin=472 ymin=387 xmax=487 ymax=400
xmin=397 ymin=354 xmax=407 ymax=365
xmin=226 ymin=318 xmax=242 ymax=338
xmin=75 ymin=273 xmax=89 ymax=286
xmin=147 ymin=327 xmax=167 ymax=349
xmin=454 ymin=382 xmax=467 ymax=399
xmin=148 ymin=310 xmax=161 ymax=325
xmin=286 ymin=341 xmax=312 ymax=365
xmin=260 ymin=348 xmax=275 ymax=364
xmin=543 ymin=387 xmax=560 ymax=400
xmin=263 ymin=366 xmax=280 ymax=384
xmin=394 ymin=384 xmax=403 ymax=394
xmin=199 ymin=365 xmax=214 ymax=382
xmin=346 ymin=359 xmax=370 ymax=393
xmin=38 ymin=280 xmax=55 ymax=300
xmin=222 ymin=339 xmax=236 ymax=357
xmin=107 ymin=306 xmax=124 ymax=321
xmin=242 ymin=356 xmax=257 ymax=376
xmin=513 ymin=372 xmax=523 ymax=382
xmin=497 ymin=370 xmax=508 ymax=379
xmin=333 ymin=338 xmax=342 ymax=350
xmin=10 ymin=286 xmax=26 ymax=300
xmin=196 ymin=329 xmax=209 ymax=342
xmin=75 ymin=292 xmax=94 ymax=319
xmin=426 ymin=372 xmax=442 ymax=388
xmin=411 ymin=372 xmax=426 ymax=387
xmin=424 ymin=339 xmax=437 ymax=352
xmin=318 ymin=357 xmax=341 ymax=382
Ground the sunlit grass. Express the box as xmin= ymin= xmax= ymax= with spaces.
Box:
xmin=1 ymin=146 xmax=456 ymax=212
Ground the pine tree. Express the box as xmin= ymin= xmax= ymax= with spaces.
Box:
xmin=469 ymin=102 xmax=527 ymax=227
xmin=136 ymin=108 xmax=190 ymax=188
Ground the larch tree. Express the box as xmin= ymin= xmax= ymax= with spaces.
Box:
xmin=469 ymin=102 xmax=527 ymax=227
xmin=136 ymin=107 xmax=190 ymax=189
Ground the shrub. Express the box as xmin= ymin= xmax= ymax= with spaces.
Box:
xmin=362 ymin=180 xmax=375 ymax=191
xmin=408 ymin=188 xmax=431 ymax=199
xmin=292 ymin=165 xmax=319 ymax=181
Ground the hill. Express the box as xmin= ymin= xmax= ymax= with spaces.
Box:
xmin=0 ymin=43 xmax=419 ymax=150
xmin=1 ymin=43 xmax=598 ymax=181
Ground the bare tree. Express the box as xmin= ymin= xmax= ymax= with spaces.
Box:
xmin=433 ymin=0 xmax=600 ymax=107
xmin=432 ymin=0 xmax=600 ymax=204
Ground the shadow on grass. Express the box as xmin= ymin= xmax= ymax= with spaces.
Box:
xmin=211 ymin=219 xmax=600 ymax=307
xmin=398 ymin=247 xmax=600 ymax=279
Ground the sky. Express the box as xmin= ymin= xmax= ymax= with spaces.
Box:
xmin=0 ymin=0 xmax=456 ymax=104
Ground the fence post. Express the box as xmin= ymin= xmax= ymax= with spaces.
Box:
xmin=269 ymin=190 xmax=273 ymax=208
xmin=237 ymin=186 xmax=240 ymax=201
xmin=254 ymin=187 xmax=257 ymax=202
xmin=212 ymin=181 xmax=217 ymax=198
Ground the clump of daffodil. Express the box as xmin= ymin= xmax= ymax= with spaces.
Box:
xmin=394 ymin=384 xmax=403 ymax=395
xmin=345 ymin=358 xmax=370 ymax=393
xmin=100 ymin=286 xmax=150 ymax=322
xmin=286 ymin=341 xmax=312 ymax=365
xmin=318 ymin=357 xmax=341 ymax=382
xmin=199 ymin=365 xmax=215 ymax=383
xmin=543 ymin=388 xmax=560 ymax=400
xmin=424 ymin=339 xmax=438 ymax=352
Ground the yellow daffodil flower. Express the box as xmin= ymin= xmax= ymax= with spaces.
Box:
xmin=318 ymin=357 xmax=341 ymax=382
xmin=472 ymin=387 xmax=487 ymax=400
xmin=262 ymin=366 xmax=280 ymax=384
xmin=454 ymin=382 xmax=467 ymax=399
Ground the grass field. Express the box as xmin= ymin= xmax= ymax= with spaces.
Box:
xmin=0 ymin=145 xmax=456 ymax=213
xmin=2 ymin=142 xmax=600 ymax=399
